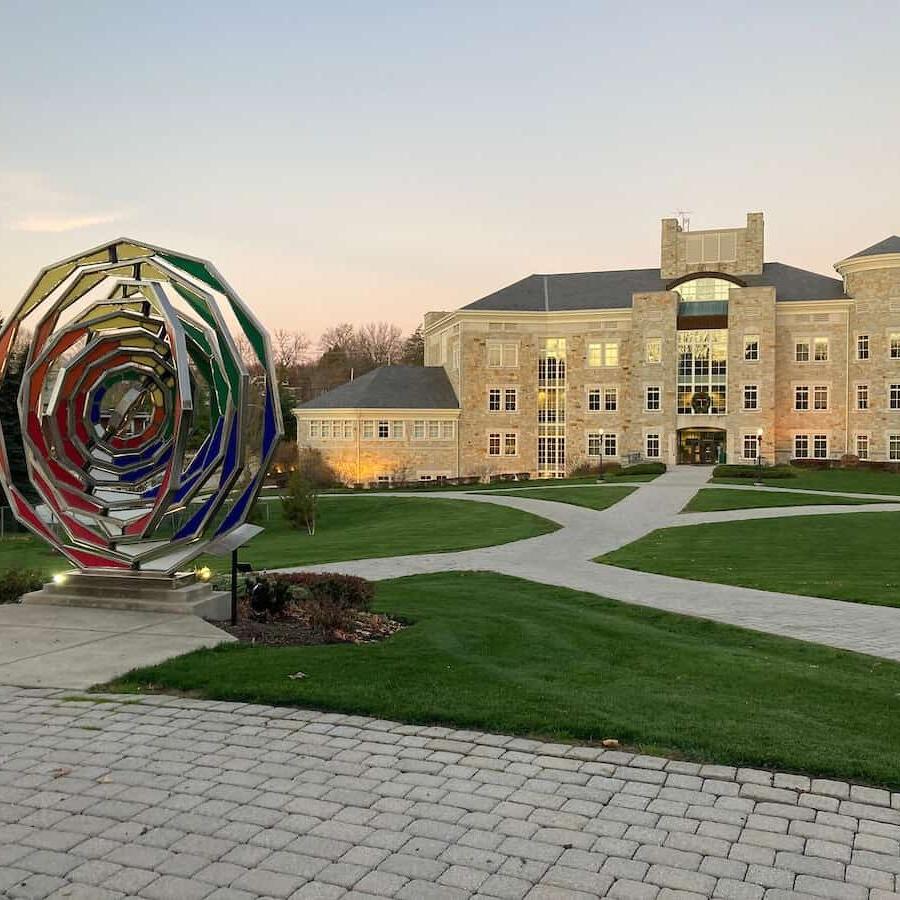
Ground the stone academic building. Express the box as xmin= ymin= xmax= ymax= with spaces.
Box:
xmin=296 ymin=214 xmax=900 ymax=483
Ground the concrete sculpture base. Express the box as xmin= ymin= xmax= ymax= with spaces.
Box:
xmin=22 ymin=571 xmax=230 ymax=620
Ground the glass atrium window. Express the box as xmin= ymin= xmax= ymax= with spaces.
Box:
xmin=677 ymin=329 xmax=727 ymax=414
xmin=674 ymin=277 xmax=735 ymax=302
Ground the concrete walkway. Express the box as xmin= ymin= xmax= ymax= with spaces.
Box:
xmin=0 ymin=605 xmax=234 ymax=689
xmin=2 ymin=685 xmax=899 ymax=900
xmin=279 ymin=467 xmax=900 ymax=662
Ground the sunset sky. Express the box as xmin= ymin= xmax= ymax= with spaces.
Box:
xmin=1 ymin=1 xmax=898 ymax=345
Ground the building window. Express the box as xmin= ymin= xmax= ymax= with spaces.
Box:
xmin=646 ymin=339 xmax=662 ymax=364
xmin=588 ymin=341 xmax=618 ymax=367
xmin=376 ymin=475 xmax=392 ymax=485
xmin=813 ymin=386 xmax=829 ymax=410
xmin=504 ymin=388 xmax=517 ymax=412
xmin=362 ymin=420 xmax=375 ymax=439
xmin=343 ymin=420 xmax=354 ymax=439
xmin=504 ymin=433 xmax=517 ymax=456
xmin=891 ymin=384 xmax=900 ymax=410
xmin=645 ymin=386 xmax=661 ymax=411
xmin=604 ymin=387 xmax=618 ymax=411
xmin=389 ymin=421 xmax=403 ymax=439
xmin=377 ymin=420 xmax=390 ymax=439
xmin=487 ymin=341 xmax=518 ymax=367
xmin=858 ymin=334 xmax=870 ymax=360
xmin=412 ymin=420 xmax=425 ymax=440
xmin=587 ymin=432 xmax=601 ymax=457
xmin=441 ymin=421 xmax=455 ymax=440
xmin=814 ymin=338 xmax=829 ymax=362
xmin=795 ymin=341 xmax=810 ymax=362
xmin=587 ymin=388 xmax=601 ymax=412
xmin=604 ymin=432 xmax=617 ymax=457
xmin=813 ymin=434 xmax=828 ymax=459
xmin=794 ymin=435 xmax=809 ymax=458
xmin=488 ymin=388 xmax=501 ymax=411
xmin=857 ymin=384 xmax=869 ymax=410
xmin=678 ymin=329 xmax=727 ymax=414
xmin=308 ymin=420 xmax=321 ymax=439
xmin=428 ymin=421 xmax=441 ymax=439
xmin=743 ymin=385 xmax=758 ymax=410
xmin=744 ymin=335 xmax=759 ymax=361
xmin=488 ymin=433 xmax=501 ymax=456
xmin=795 ymin=385 xmax=809 ymax=411
xmin=891 ymin=434 xmax=900 ymax=461
xmin=891 ymin=334 xmax=900 ymax=359
xmin=856 ymin=434 xmax=869 ymax=460
xmin=452 ymin=346 xmax=460 ymax=370
xmin=645 ymin=433 xmax=661 ymax=458
xmin=743 ymin=433 xmax=760 ymax=461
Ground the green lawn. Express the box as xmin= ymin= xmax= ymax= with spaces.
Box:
xmin=109 ymin=571 xmax=900 ymax=787
xmin=684 ymin=487 xmax=889 ymax=513
xmin=487 ymin=485 xmax=635 ymax=511
xmin=0 ymin=497 xmax=556 ymax=579
xmin=716 ymin=467 xmax=900 ymax=496
xmin=601 ymin=510 xmax=900 ymax=607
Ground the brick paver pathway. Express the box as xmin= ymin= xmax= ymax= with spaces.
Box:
xmin=1 ymin=685 xmax=899 ymax=900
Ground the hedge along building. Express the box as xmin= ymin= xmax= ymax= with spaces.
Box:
xmin=295 ymin=213 xmax=900 ymax=482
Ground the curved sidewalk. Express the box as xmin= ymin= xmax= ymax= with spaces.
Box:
xmin=280 ymin=467 xmax=900 ymax=662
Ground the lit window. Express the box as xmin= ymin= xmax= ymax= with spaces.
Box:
xmin=743 ymin=434 xmax=760 ymax=460
xmin=796 ymin=341 xmax=810 ymax=362
xmin=743 ymin=385 xmax=758 ymax=410
xmin=362 ymin=420 xmax=374 ymax=439
xmin=391 ymin=421 xmax=404 ymax=439
xmin=675 ymin=274 xmax=735 ymax=299
xmin=891 ymin=334 xmax=900 ymax=359
xmin=858 ymin=334 xmax=869 ymax=360
xmin=795 ymin=386 xmax=809 ymax=411
xmin=377 ymin=421 xmax=390 ymax=439
xmin=646 ymin=433 xmax=660 ymax=458
xmin=487 ymin=341 xmax=518 ymax=367
xmin=604 ymin=433 xmax=617 ymax=457
xmin=504 ymin=433 xmax=517 ymax=456
xmin=856 ymin=434 xmax=869 ymax=460
xmin=891 ymin=384 xmax=900 ymax=410
xmin=794 ymin=435 xmax=809 ymax=458
xmin=813 ymin=434 xmax=828 ymax=459
xmin=587 ymin=432 xmax=602 ymax=457
xmin=488 ymin=433 xmax=501 ymax=456
xmin=646 ymin=339 xmax=662 ymax=364
xmin=488 ymin=388 xmax=501 ymax=411
xmin=744 ymin=335 xmax=759 ymax=361
xmin=412 ymin=420 xmax=425 ymax=440
xmin=504 ymin=389 xmax=517 ymax=412
xmin=441 ymin=421 xmax=455 ymax=440
xmin=891 ymin=434 xmax=900 ymax=461
xmin=857 ymin=385 xmax=869 ymax=410
xmin=813 ymin=386 xmax=828 ymax=410
xmin=588 ymin=342 xmax=618 ymax=367
xmin=646 ymin=386 xmax=661 ymax=411
xmin=814 ymin=338 xmax=829 ymax=362
xmin=587 ymin=389 xmax=601 ymax=412
xmin=604 ymin=387 xmax=618 ymax=411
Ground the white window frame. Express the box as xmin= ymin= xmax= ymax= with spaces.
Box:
xmin=857 ymin=384 xmax=869 ymax=411
xmin=743 ymin=384 xmax=758 ymax=411
xmin=645 ymin=433 xmax=661 ymax=459
xmin=390 ymin=421 xmax=405 ymax=440
xmin=362 ymin=420 xmax=374 ymax=439
xmin=377 ymin=420 xmax=390 ymax=439
xmin=441 ymin=421 xmax=455 ymax=440
xmin=744 ymin=334 xmax=760 ymax=362
xmin=504 ymin=388 xmax=518 ymax=412
xmin=742 ymin=433 xmax=760 ymax=461
xmin=857 ymin=334 xmax=870 ymax=360
xmin=890 ymin=433 xmax=900 ymax=461
xmin=503 ymin=432 xmax=518 ymax=456
xmin=586 ymin=432 xmax=602 ymax=457
xmin=891 ymin=384 xmax=900 ymax=410
xmin=855 ymin=433 xmax=870 ymax=460
xmin=604 ymin=386 xmax=618 ymax=412
xmin=813 ymin=385 xmax=829 ymax=411
xmin=308 ymin=420 xmax=321 ymax=439
xmin=587 ymin=388 xmax=602 ymax=412
xmin=487 ymin=341 xmax=518 ymax=368
xmin=813 ymin=337 xmax=829 ymax=362
xmin=813 ymin=434 xmax=828 ymax=459
xmin=795 ymin=340 xmax=810 ymax=363
xmin=488 ymin=432 xmax=501 ymax=456
xmin=603 ymin=432 xmax=618 ymax=457
xmin=890 ymin=333 xmax=900 ymax=359
xmin=488 ymin=388 xmax=501 ymax=412
xmin=645 ymin=385 xmax=661 ymax=412
xmin=588 ymin=341 xmax=618 ymax=368
xmin=794 ymin=434 xmax=809 ymax=458
xmin=795 ymin=385 xmax=809 ymax=411
xmin=412 ymin=420 xmax=425 ymax=440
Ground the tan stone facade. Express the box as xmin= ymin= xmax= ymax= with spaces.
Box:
xmin=297 ymin=214 xmax=900 ymax=480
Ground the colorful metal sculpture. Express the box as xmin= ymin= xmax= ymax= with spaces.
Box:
xmin=0 ymin=239 xmax=282 ymax=574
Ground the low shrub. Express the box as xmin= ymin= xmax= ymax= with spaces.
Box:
xmin=570 ymin=462 xmax=622 ymax=478
xmin=275 ymin=572 xmax=374 ymax=612
xmin=0 ymin=568 xmax=46 ymax=605
xmin=296 ymin=447 xmax=340 ymax=488
xmin=304 ymin=598 xmax=355 ymax=636
xmin=620 ymin=462 xmax=667 ymax=476
xmin=248 ymin=576 xmax=292 ymax=618
xmin=712 ymin=464 xmax=795 ymax=479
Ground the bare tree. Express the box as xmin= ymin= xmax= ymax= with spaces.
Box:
xmin=357 ymin=321 xmax=403 ymax=367
xmin=319 ymin=322 xmax=357 ymax=355
xmin=272 ymin=328 xmax=310 ymax=377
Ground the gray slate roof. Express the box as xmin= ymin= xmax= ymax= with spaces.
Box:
xmin=296 ymin=366 xmax=459 ymax=411
xmin=462 ymin=262 xmax=846 ymax=312
xmin=846 ymin=236 xmax=900 ymax=259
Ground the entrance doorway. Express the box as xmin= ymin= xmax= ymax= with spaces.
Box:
xmin=678 ymin=429 xmax=726 ymax=465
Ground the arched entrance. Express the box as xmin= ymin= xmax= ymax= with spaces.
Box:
xmin=678 ymin=428 xmax=726 ymax=465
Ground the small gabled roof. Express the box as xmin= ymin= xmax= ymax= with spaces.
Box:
xmin=460 ymin=262 xmax=845 ymax=312
xmin=295 ymin=366 xmax=459 ymax=411
xmin=845 ymin=236 xmax=900 ymax=260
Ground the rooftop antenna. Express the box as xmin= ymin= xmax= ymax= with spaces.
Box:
xmin=674 ymin=210 xmax=692 ymax=231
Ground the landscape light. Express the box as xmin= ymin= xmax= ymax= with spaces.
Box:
xmin=196 ymin=566 xmax=212 ymax=582
xmin=52 ymin=573 xmax=67 ymax=585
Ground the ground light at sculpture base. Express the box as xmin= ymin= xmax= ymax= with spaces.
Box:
xmin=0 ymin=239 xmax=283 ymax=581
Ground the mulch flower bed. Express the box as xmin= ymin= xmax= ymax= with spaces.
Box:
xmin=215 ymin=600 xmax=404 ymax=647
